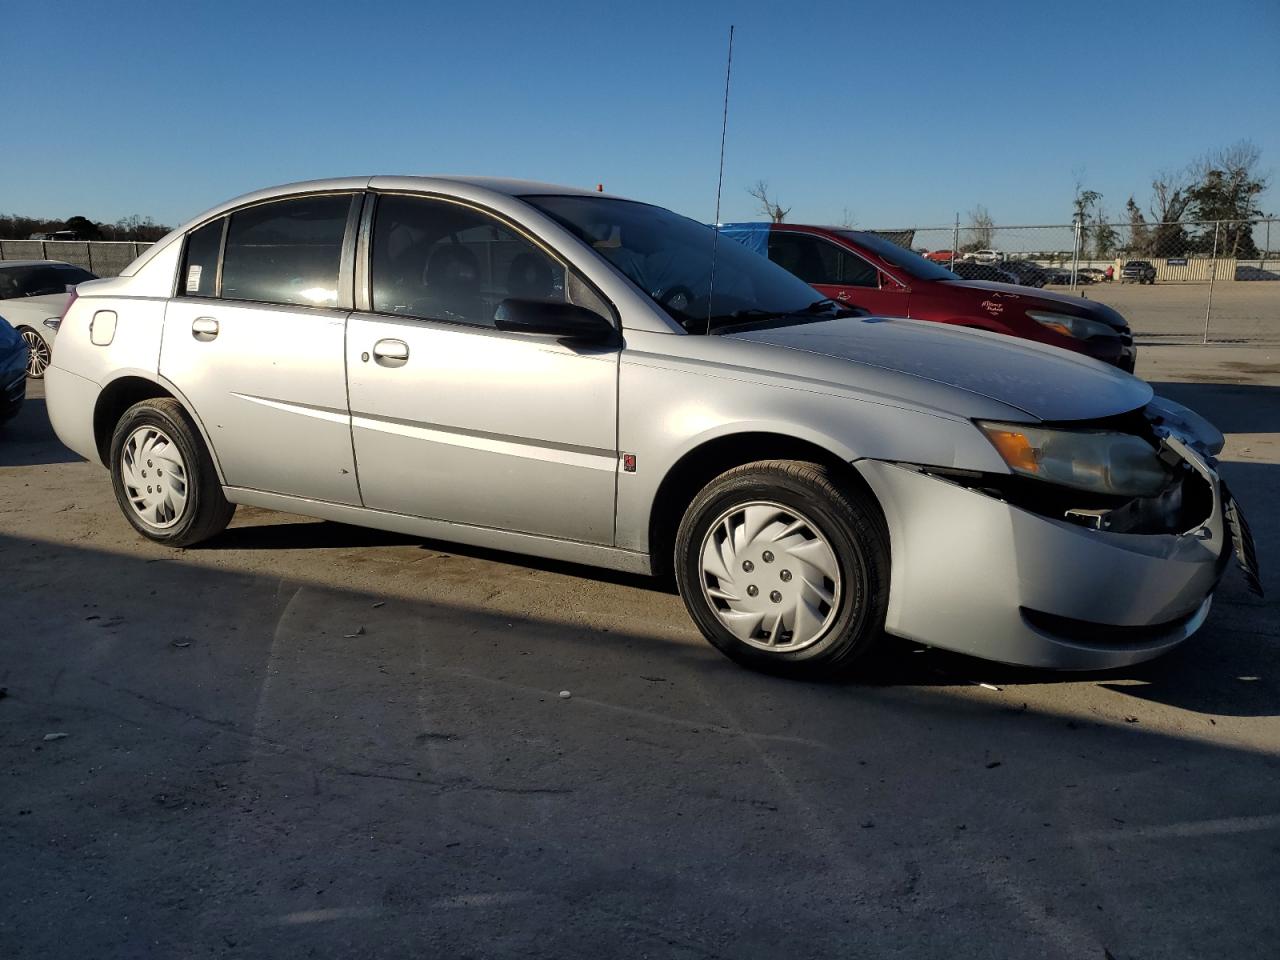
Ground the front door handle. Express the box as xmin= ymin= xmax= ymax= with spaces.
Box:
xmin=372 ymin=338 xmax=409 ymax=367
xmin=192 ymin=317 xmax=219 ymax=342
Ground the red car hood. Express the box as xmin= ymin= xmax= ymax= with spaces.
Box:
xmin=934 ymin=279 xmax=1128 ymax=325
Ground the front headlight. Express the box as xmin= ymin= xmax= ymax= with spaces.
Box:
xmin=978 ymin=421 xmax=1171 ymax=497
xmin=1028 ymin=310 xmax=1119 ymax=341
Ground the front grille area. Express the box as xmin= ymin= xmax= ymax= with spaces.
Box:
xmin=1020 ymin=605 xmax=1201 ymax=646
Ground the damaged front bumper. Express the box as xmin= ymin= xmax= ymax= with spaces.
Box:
xmin=855 ymin=435 xmax=1237 ymax=670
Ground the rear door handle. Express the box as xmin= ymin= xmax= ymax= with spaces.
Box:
xmin=372 ymin=338 xmax=409 ymax=367
xmin=192 ymin=317 xmax=219 ymax=341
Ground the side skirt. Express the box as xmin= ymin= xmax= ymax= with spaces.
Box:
xmin=222 ymin=487 xmax=653 ymax=576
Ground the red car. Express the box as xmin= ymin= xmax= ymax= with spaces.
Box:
xmin=720 ymin=223 xmax=1136 ymax=371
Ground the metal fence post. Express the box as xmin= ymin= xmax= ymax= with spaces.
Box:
xmin=1070 ymin=216 xmax=1082 ymax=291
xmin=41 ymin=241 xmax=48 ymax=261
xmin=1202 ymin=220 xmax=1221 ymax=344
xmin=952 ymin=213 xmax=959 ymax=266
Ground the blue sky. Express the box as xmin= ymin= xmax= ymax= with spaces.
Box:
xmin=3 ymin=0 xmax=1277 ymax=229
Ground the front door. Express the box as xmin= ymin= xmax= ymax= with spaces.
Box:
xmin=345 ymin=193 xmax=618 ymax=544
xmin=159 ymin=193 xmax=362 ymax=505
xmin=767 ymin=231 xmax=909 ymax=317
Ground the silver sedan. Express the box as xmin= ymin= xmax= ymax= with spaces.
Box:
xmin=43 ymin=177 xmax=1256 ymax=677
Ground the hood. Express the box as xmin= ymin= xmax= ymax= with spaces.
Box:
xmin=727 ymin=316 xmax=1152 ymax=422
xmin=937 ymin=280 xmax=1129 ymax=329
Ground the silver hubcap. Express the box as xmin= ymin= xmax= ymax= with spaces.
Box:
xmin=120 ymin=426 xmax=189 ymax=529
xmin=699 ymin=501 xmax=842 ymax=652
xmin=20 ymin=330 xmax=50 ymax=378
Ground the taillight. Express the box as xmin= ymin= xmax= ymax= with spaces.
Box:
xmin=62 ymin=284 xmax=79 ymax=320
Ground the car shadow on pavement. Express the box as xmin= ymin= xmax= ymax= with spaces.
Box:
xmin=0 ymin=397 xmax=84 ymax=467
xmin=2 ymin=531 xmax=1279 ymax=959
xmin=1149 ymin=379 xmax=1280 ymax=434
xmin=205 ymin=515 xmax=675 ymax=593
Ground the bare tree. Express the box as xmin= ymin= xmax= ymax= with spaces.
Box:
xmin=962 ymin=204 xmax=994 ymax=251
xmin=836 ymin=206 xmax=857 ymax=229
xmin=747 ymin=180 xmax=791 ymax=223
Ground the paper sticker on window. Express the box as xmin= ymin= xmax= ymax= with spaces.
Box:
xmin=186 ymin=265 xmax=203 ymax=293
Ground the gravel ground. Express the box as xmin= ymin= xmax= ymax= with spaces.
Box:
xmin=2 ymin=345 xmax=1278 ymax=960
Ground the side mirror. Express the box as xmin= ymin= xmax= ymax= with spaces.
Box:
xmin=494 ymin=299 xmax=617 ymax=343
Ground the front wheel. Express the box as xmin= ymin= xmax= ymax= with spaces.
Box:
xmin=109 ymin=398 xmax=235 ymax=547
xmin=18 ymin=328 xmax=51 ymax=379
xmin=674 ymin=460 xmax=890 ymax=677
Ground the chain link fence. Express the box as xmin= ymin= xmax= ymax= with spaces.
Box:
xmin=0 ymin=239 xmax=153 ymax=278
xmin=872 ymin=219 xmax=1278 ymax=343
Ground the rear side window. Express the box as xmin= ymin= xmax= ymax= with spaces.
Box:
xmin=370 ymin=195 xmax=567 ymax=327
xmin=179 ymin=219 xmax=224 ymax=298
xmin=220 ymin=195 xmax=352 ymax=307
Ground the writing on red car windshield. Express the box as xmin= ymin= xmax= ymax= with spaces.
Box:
xmin=981 ymin=299 xmax=1004 ymax=315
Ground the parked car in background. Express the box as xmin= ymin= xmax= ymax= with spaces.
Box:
xmin=45 ymin=175 xmax=1245 ymax=678
xmin=1041 ymin=266 xmax=1081 ymax=285
xmin=948 ymin=261 xmax=1021 ymax=284
xmin=963 ymin=248 xmax=1004 ymax=264
xmin=923 ymin=249 xmax=956 ymax=264
xmin=1121 ymin=260 xmax=1158 ymax=284
xmin=28 ymin=230 xmax=83 ymax=241
xmin=720 ymin=222 xmax=1136 ymax=370
xmin=1078 ymin=267 xmax=1109 ymax=284
xmin=0 ymin=315 xmax=29 ymax=424
xmin=0 ymin=260 xmax=98 ymax=378
xmin=994 ymin=259 xmax=1049 ymax=288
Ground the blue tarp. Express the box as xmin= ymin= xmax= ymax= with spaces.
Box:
xmin=714 ymin=222 xmax=771 ymax=257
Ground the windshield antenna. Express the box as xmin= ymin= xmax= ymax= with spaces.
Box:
xmin=706 ymin=24 xmax=735 ymax=336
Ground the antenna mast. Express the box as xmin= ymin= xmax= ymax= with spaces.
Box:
xmin=706 ymin=24 xmax=735 ymax=336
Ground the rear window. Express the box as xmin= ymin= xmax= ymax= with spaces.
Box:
xmin=0 ymin=264 xmax=96 ymax=300
xmin=178 ymin=218 xmax=224 ymax=298
xmin=220 ymin=194 xmax=353 ymax=307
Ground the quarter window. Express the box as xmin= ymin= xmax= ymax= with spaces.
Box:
xmin=178 ymin=218 xmax=224 ymax=298
xmin=220 ymin=195 xmax=353 ymax=307
xmin=370 ymin=195 xmax=566 ymax=327
xmin=768 ymin=233 xmax=879 ymax=288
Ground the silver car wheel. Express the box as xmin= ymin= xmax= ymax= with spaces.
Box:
xmin=119 ymin=425 xmax=190 ymax=529
xmin=699 ymin=500 xmax=842 ymax=652
xmin=20 ymin=329 xmax=51 ymax=379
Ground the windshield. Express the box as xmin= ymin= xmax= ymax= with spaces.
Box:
xmin=0 ymin=264 xmax=96 ymax=300
xmin=523 ymin=195 xmax=837 ymax=332
xmin=837 ymin=231 xmax=958 ymax=282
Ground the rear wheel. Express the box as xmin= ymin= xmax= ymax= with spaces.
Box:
xmin=675 ymin=460 xmax=890 ymax=677
xmin=109 ymin=398 xmax=234 ymax=546
xmin=17 ymin=328 xmax=50 ymax=379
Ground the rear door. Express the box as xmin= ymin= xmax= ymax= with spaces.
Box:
xmin=345 ymin=193 xmax=619 ymax=544
xmin=766 ymin=231 xmax=907 ymax=317
xmin=160 ymin=192 xmax=362 ymax=504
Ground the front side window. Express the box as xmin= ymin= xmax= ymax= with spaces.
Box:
xmin=178 ymin=218 xmax=224 ymax=298
xmin=524 ymin=195 xmax=833 ymax=333
xmin=768 ymin=233 xmax=878 ymax=288
xmin=370 ymin=195 xmax=567 ymax=327
xmin=220 ymin=194 xmax=352 ymax=307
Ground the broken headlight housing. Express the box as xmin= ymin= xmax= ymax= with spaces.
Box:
xmin=978 ymin=422 xmax=1172 ymax=497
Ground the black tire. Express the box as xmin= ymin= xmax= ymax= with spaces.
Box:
xmin=674 ymin=460 xmax=890 ymax=678
xmin=109 ymin=398 xmax=235 ymax=547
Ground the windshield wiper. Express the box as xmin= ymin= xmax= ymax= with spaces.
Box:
xmin=701 ymin=299 xmax=857 ymax=333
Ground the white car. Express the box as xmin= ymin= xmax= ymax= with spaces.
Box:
xmin=963 ymin=249 xmax=1005 ymax=264
xmin=0 ymin=261 xmax=97 ymax=378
